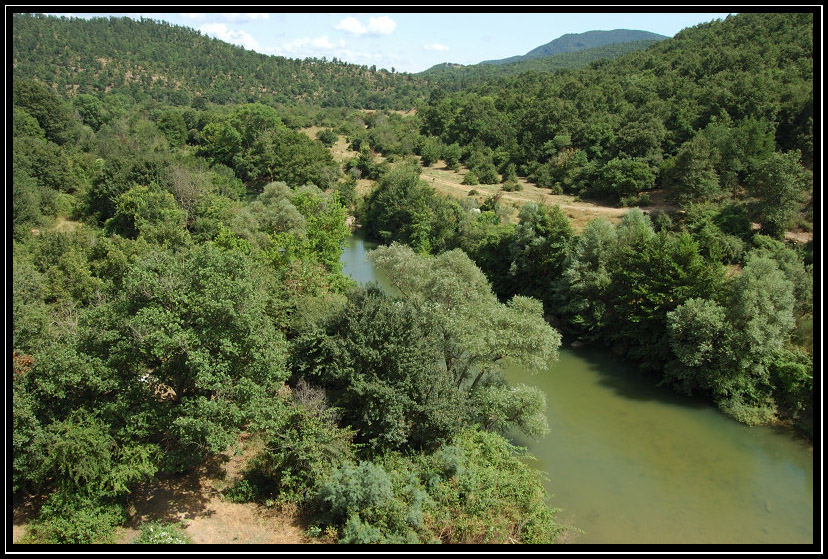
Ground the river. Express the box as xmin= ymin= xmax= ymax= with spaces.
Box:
xmin=340 ymin=233 xmax=815 ymax=545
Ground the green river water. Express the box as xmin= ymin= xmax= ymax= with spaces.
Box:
xmin=340 ymin=233 xmax=815 ymax=545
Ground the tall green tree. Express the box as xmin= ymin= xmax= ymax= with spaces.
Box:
xmin=504 ymin=203 xmax=573 ymax=308
xmin=93 ymin=243 xmax=290 ymax=469
xmin=746 ymin=150 xmax=811 ymax=239
xmin=369 ymin=243 xmax=561 ymax=393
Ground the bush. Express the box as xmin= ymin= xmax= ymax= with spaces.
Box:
xmin=717 ymin=393 xmax=778 ymax=426
xmin=224 ymin=478 xmax=258 ymax=503
xmin=420 ymin=429 xmax=563 ymax=544
xmin=502 ymin=178 xmax=522 ymax=192
xmin=21 ymin=491 xmax=126 ymax=544
xmin=243 ymin=394 xmax=355 ymax=507
xmin=462 ymin=171 xmax=478 ymax=185
xmin=618 ymin=193 xmax=650 ymax=207
xmin=317 ymin=458 xmax=428 ymax=544
xmin=316 ymin=128 xmax=338 ymax=147
xmin=318 ymin=461 xmax=394 ymax=523
xmin=132 ymin=520 xmax=191 ymax=544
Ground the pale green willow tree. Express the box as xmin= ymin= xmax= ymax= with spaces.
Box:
xmin=369 ymin=242 xmax=561 ymax=395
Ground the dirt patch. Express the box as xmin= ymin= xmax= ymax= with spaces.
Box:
xmin=13 ymin=435 xmax=312 ymax=546
xmin=116 ymin=437 xmax=310 ymax=545
xmin=11 ymin=493 xmax=48 ymax=544
xmin=785 ymin=230 xmax=813 ymax=244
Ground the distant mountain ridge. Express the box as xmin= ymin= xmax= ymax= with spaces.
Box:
xmin=480 ymin=29 xmax=668 ymax=65
xmin=417 ymin=39 xmax=663 ymax=90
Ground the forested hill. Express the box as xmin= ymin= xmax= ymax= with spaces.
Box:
xmin=479 ymin=29 xmax=668 ymax=65
xmin=417 ymin=11 xmax=814 ymax=186
xmin=10 ymin=12 xmax=429 ymax=109
xmin=418 ymin=39 xmax=662 ymax=90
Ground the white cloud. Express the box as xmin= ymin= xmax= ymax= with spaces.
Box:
xmin=268 ymin=35 xmax=346 ymax=57
xmin=199 ymin=23 xmax=260 ymax=50
xmin=335 ymin=15 xmax=396 ymax=36
xmin=181 ymin=13 xmax=269 ymax=23
xmin=423 ymin=43 xmax=449 ymax=51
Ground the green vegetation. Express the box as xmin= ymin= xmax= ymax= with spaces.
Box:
xmin=420 ymin=39 xmax=664 ymax=90
xmin=12 ymin=10 xmax=812 ymax=546
xmin=132 ymin=520 xmax=192 ymax=544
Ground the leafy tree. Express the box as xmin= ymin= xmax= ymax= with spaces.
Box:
xmin=553 ymin=218 xmax=618 ymax=339
xmin=199 ymin=120 xmax=242 ymax=168
xmin=418 ymin=136 xmax=442 ymax=167
xmin=156 ymin=109 xmax=188 ymax=146
xmin=728 ymin=254 xmax=796 ymax=375
xmin=290 ymin=287 xmax=468 ymax=450
xmin=746 ymin=150 xmax=811 ymax=238
xmin=593 ymin=157 xmax=655 ymax=203
xmin=473 ymin=383 xmax=549 ymax=437
xmin=316 ymin=128 xmax=338 ymax=147
xmin=664 ymin=297 xmax=733 ymax=395
xmin=246 ymin=126 xmax=336 ymax=186
xmin=73 ymin=93 xmax=108 ymax=131
xmin=12 ymin=170 xmax=44 ymax=238
xmin=504 ymin=203 xmax=573 ymax=308
xmin=14 ymin=135 xmax=81 ymax=194
xmin=442 ymin=142 xmax=463 ymax=171
xmin=663 ymin=134 xmax=721 ymax=205
xmin=13 ymin=79 xmax=76 ymax=144
xmin=369 ymin=244 xmax=561 ymax=394
xmin=229 ymin=103 xmax=284 ymax=150
xmin=105 ymin=183 xmax=188 ymax=246
xmin=13 ymin=106 xmax=46 ymax=138
xmin=95 ymin=243 xmax=290 ymax=469
xmin=361 ymin=162 xmax=463 ymax=254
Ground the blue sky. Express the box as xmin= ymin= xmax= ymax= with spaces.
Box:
xmin=48 ymin=11 xmax=736 ymax=74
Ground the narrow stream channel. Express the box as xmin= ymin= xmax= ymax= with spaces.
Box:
xmin=340 ymin=233 xmax=815 ymax=545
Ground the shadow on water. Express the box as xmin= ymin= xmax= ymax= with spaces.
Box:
xmin=565 ymin=342 xmax=714 ymax=412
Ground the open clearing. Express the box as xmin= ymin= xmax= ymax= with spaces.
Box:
xmin=308 ymin=129 xmax=675 ymax=231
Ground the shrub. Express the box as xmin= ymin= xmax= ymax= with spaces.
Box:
xmin=462 ymin=171 xmax=478 ymax=185
xmin=132 ymin=520 xmax=191 ymax=544
xmin=224 ymin=478 xmax=258 ymax=503
xmin=316 ymin=128 xmax=338 ymax=147
xmin=318 ymin=461 xmax=394 ymax=523
xmin=243 ymin=393 xmax=355 ymax=506
xmin=502 ymin=178 xmax=522 ymax=192
xmin=317 ymin=459 xmax=428 ymax=544
xmin=420 ymin=429 xmax=563 ymax=544
xmin=21 ymin=491 xmax=126 ymax=544
xmin=718 ymin=393 xmax=778 ymax=426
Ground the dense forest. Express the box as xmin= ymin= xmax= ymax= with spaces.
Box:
xmin=11 ymin=11 xmax=814 ymax=545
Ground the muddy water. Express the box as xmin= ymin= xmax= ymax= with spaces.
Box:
xmin=340 ymin=234 xmax=814 ymax=545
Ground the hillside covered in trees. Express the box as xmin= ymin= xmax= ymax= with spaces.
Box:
xmin=11 ymin=11 xmax=814 ymax=546
xmin=11 ymin=13 xmax=428 ymax=109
